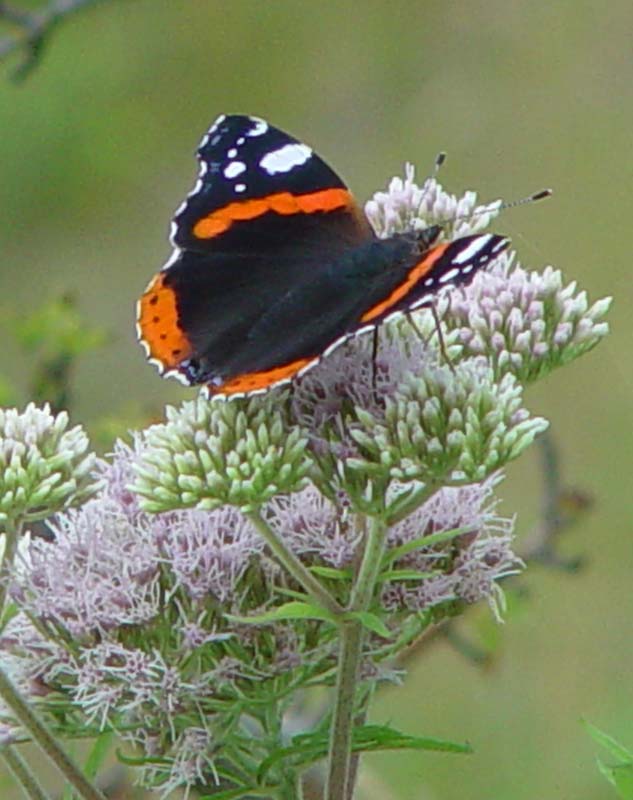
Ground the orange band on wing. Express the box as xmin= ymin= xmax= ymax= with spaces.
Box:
xmin=193 ymin=188 xmax=355 ymax=239
xmin=360 ymin=243 xmax=451 ymax=323
xmin=137 ymin=273 xmax=193 ymax=368
xmin=210 ymin=357 xmax=314 ymax=395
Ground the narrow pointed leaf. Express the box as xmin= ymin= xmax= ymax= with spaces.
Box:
xmin=347 ymin=611 xmax=392 ymax=639
xmin=258 ymin=722 xmax=470 ymax=781
xmin=226 ymin=601 xmax=337 ymax=626
xmin=584 ymin=720 xmax=633 ymax=762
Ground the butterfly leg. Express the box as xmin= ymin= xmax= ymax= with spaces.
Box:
xmin=406 ymin=305 xmax=455 ymax=373
xmin=430 ymin=301 xmax=456 ymax=373
xmin=371 ymin=326 xmax=380 ymax=401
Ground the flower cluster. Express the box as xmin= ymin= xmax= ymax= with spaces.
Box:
xmin=2 ymin=443 xmax=519 ymax=763
xmin=447 ymin=258 xmax=612 ymax=383
xmin=365 ymin=163 xmax=502 ymax=240
xmin=0 ymin=403 xmax=98 ymax=526
xmin=0 ymin=167 xmax=611 ymax=797
xmin=134 ymin=396 xmax=310 ymax=512
xmin=384 ymin=475 xmax=521 ymax=621
xmin=3 ymin=443 xmax=299 ymax=791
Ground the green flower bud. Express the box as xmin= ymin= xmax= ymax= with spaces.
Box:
xmin=0 ymin=403 xmax=98 ymax=525
xmin=133 ymin=395 xmax=310 ymax=512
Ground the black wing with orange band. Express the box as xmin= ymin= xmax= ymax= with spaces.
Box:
xmin=137 ymin=115 xmax=373 ymax=388
xmin=137 ymin=115 xmax=509 ymax=396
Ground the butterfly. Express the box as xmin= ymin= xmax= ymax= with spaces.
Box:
xmin=137 ymin=114 xmax=509 ymax=397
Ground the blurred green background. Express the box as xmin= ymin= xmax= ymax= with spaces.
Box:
xmin=1 ymin=1 xmax=631 ymax=798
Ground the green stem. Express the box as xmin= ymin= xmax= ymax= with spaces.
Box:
xmin=0 ymin=745 xmax=50 ymax=800
xmin=325 ymin=516 xmax=388 ymax=800
xmin=0 ymin=668 xmax=107 ymax=800
xmin=0 ymin=518 xmax=22 ymax=619
xmin=246 ymin=510 xmax=343 ymax=617
xmin=277 ymin=773 xmax=303 ymax=800
xmin=345 ymin=702 xmax=369 ymax=800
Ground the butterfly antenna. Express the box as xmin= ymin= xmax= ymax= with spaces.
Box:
xmin=499 ymin=187 xmax=552 ymax=211
xmin=411 ymin=151 xmax=448 ymax=221
xmin=432 ymin=151 xmax=446 ymax=177
xmin=430 ymin=186 xmax=552 ymax=232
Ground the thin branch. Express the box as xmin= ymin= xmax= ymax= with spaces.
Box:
xmin=246 ymin=509 xmax=344 ymax=618
xmin=520 ymin=429 xmax=593 ymax=571
xmin=0 ymin=0 xmax=106 ymax=81
xmin=0 ymin=745 xmax=50 ymax=800
xmin=0 ymin=667 xmax=107 ymax=800
xmin=325 ymin=516 xmax=388 ymax=800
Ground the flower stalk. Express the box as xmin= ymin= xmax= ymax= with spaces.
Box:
xmin=0 ymin=519 xmax=21 ymax=621
xmin=0 ymin=745 xmax=50 ymax=800
xmin=326 ymin=516 xmax=388 ymax=800
xmin=246 ymin=509 xmax=344 ymax=618
xmin=0 ymin=668 xmax=107 ymax=800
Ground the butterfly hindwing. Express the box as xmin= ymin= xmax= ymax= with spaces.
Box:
xmin=187 ymin=233 xmax=510 ymax=396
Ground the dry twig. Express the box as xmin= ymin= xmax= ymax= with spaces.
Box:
xmin=0 ymin=0 xmax=106 ymax=80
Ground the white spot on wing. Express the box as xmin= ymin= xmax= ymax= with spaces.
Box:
xmin=224 ymin=161 xmax=246 ymax=179
xmin=164 ymin=368 xmax=191 ymax=386
xmin=210 ymin=114 xmax=225 ymax=131
xmin=161 ymin=246 xmax=182 ymax=271
xmin=247 ymin=117 xmax=268 ymax=137
xmin=438 ymin=267 xmax=460 ymax=284
xmin=168 ymin=220 xmax=180 ymax=247
xmin=260 ymin=143 xmax=312 ymax=175
xmin=235 ymin=183 xmax=246 ymax=193
xmin=228 ymin=148 xmax=238 ymax=158
xmin=411 ymin=294 xmax=433 ymax=310
xmin=452 ymin=234 xmax=493 ymax=264
xmin=149 ymin=357 xmax=165 ymax=375
xmin=491 ymin=237 xmax=509 ymax=253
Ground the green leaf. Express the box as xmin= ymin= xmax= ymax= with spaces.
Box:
xmin=0 ymin=600 xmax=20 ymax=633
xmin=598 ymin=757 xmax=618 ymax=788
xmin=226 ymin=601 xmax=337 ymax=626
xmin=353 ymin=724 xmax=471 ymax=754
xmin=10 ymin=295 xmax=108 ymax=357
xmin=346 ymin=611 xmax=392 ymax=639
xmin=382 ymin=525 xmax=472 ymax=567
xmin=310 ymin=565 xmax=353 ymax=580
xmin=258 ymin=723 xmax=470 ymax=782
xmin=613 ymin=765 xmax=633 ymax=799
xmin=84 ymin=731 xmax=114 ymax=780
xmin=584 ymin=720 xmax=633 ymax=762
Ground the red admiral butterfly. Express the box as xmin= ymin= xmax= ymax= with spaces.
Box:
xmin=137 ymin=115 xmax=510 ymax=397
